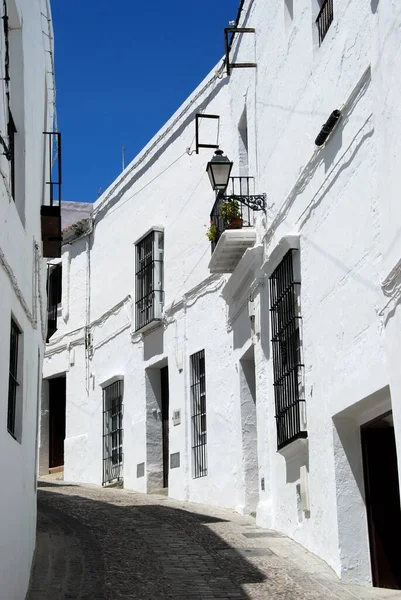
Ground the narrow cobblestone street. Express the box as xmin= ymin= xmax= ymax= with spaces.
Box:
xmin=27 ymin=480 xmax=401 ymax=600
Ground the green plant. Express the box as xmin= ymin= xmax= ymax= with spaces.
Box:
xmin=206 ymin=221 xmax=219 ymax=242
xmin=219 ymin=198 xmax=241 ymax=223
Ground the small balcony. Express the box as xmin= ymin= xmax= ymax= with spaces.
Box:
xmin=208 ymin=177 xmax=264 ymax=274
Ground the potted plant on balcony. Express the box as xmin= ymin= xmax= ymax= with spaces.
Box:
xmin=206 ymin=221 xmax=219 ymax=243
xmin=219 ymin=198 xmax=242 ymax=229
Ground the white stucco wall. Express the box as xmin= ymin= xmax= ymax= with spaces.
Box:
xmin=43 ymin=0 xmax=401 ymax=588
xmin=0 ymin=1 xmax=55 ymax=598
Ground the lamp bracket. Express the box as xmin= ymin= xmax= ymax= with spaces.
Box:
xmin=222 ymin=193 xmax=266 ymax=212
xmin=224 ymin=28 xmax=257 ymax=76
xmin=195 ymin=113 xmax=220 ymax=154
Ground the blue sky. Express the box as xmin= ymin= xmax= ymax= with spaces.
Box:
xmin=52 ymin=0 xmax=239 ymax=202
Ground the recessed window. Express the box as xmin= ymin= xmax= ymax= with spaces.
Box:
xmin=190 ymin=350 xmax=207 ymax=478
xmin=102 ymin=380 xmax=123 ymax=485
xmin=269 ymin=250 xmax=307 ymax=450
xmin=284 ymin=0 xmax=294 ymax=29
xmin=7 ymin=110 xmax=16 ymax=200
xmin=47 ymin=263 xmax=62 ymax=341
xmin=6 ymin=0 xmax=25 ymax=221
xmin=135 ymin=230 xmax=164 ymax=332
xmin=316 ymin=0 xmax=333 ymax=46
xmin=7 ymin=317 xmax=22 ymax=439
xmin=238 ymin=109 xmax=249 ymax=176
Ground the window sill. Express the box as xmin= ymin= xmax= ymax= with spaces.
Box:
xmin=7 ymin=428 xmax=21 ymax=444
xmin=277 ymin=433 xmax=308 ymax=461
xmin=135 ymin=318 xmax=162 ymax=336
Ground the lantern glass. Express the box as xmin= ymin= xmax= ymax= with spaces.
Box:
xmin=206 ymin=150 xmax=233 ymax=191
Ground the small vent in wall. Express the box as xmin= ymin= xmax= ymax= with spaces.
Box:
xmin=137 ymin=462 xmax=145 ymax=478
xmin=170 ymin=452 xmax=180 ymax=469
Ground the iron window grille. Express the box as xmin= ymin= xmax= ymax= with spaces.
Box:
xmin=47 ymin=263 xmax=62 ymax=342
xmin=316 ymin=0 xmax=333 ymax=46
xmin=269 ymin=250 xmax=307 ymax=450
xmin=7 ymin=110 xmax=16 ymax=200
xmin=190 ymin=350 xmax=207 ymax=478
xmin=7 ymin=318 xmax=21 ymax=437
xmin=102 ymin=380 xmax=123 ymax=485
xmin=135 ymin=230 xmax=164 ymax=332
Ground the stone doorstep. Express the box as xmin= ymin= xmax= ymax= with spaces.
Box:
xmin=48 ymin=465 xmax=64 ymax=474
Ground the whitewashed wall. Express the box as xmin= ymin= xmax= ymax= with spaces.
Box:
xmin=43 ymin=0 xmax=401 ymax=588
xmin=0 ymin=1 xmax=55 ymax=598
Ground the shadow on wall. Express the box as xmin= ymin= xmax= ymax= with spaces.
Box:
xmin=233 ymin=307 xmax=252 ymax=350
xmin=260 ymin=283 xmax=271 ymax=361
xmin=143 ymin=326 xmax=164 ymax=362
xmin=371 ymin=0 xmax=379 ymax=13
xmin=29 ymin=488 xmax=266 ymax=599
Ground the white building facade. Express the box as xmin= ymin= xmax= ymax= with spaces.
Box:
xmin=42 ymin=0 xmax=401 ymax=590
xmin=0 ymin=1 xmax=58 ymax=599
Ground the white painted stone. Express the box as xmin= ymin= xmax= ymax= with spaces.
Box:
xmin=43 ymin=0 xmax=401 ymax=590
xmin=0 ymin=1 xmax=56 ymax=598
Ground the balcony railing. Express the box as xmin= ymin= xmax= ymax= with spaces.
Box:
xmin=41 ymin=131 xmax=62 ymax=258
xmin=316 ymin=0 xmax=333 ymax=46
xmin=210 ymin=176 xmax=257 ymax=252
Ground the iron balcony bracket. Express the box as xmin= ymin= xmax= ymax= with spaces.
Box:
xmin=222 ymin=192 xmax=266 ymax=212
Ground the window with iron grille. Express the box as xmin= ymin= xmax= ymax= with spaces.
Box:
xmin=135 ymin=230 xmax=164 ymax=331
xmin=190 ymin=350 xmax=207 ymax=478
xmin=47 ymin=263 xmax=62 ymax=341
xmin=269 ymin=250 xmax=307 ymax=450
xmin=316 ymin=0 xmax=333 ymax=46
xmin=102 ymin=380 xmax=123 ymax=485
xmin=7 ymin=317 xmax=21 ymax=438
xmin=7 ymin=110 xmax=16 ymax=200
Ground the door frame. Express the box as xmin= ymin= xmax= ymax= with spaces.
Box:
xmin=361 ymin=411 xmax=401 ymax=589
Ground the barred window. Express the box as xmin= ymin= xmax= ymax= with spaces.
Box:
xmin=7 ymin=110 xmax=16 ymax=200
xmin=135 ymin=230 xmax=164 ymax=331
xmin=190 ymin=350 xmax=207 ymax=478
xmin=102 ymin=380 xmax=123 ymax=485
xmin=269 ymin=250 xmax=307 ymax=450
xmin=316 ymin=0 xmax=333 ymax=46
xmin=7 ymin=317 xmax=21 ymax=438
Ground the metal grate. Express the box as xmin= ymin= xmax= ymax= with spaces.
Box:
xmin=135 ymin=230 xmax=164 ymax=331
xmin=209 ymin=176 xmax=256 ymax=252
xmin=7 ymin=110 xmax=16 ymax=200
xmin=7 ymin=318 xmax=21 ymax=437
xmin=269 ymin=250 xmax=307 ymax=450
xmin=44 ymin=131 xmax=62 ymax=205
xmin=190 ymin=350 xmax=207 ymax=478
xmin=47 ymin=264 xmax=62 ymax=341
xmin=316 ymin=0 xmax=333 ymax=46
xmin=102 ymin=380 xmax=123 ymax=485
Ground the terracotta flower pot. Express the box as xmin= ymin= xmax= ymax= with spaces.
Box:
xmin=227 ymin=217 xmax=243 ymax=230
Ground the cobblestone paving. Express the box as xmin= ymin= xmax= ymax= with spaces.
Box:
xmin=28 ymin=481 xmax=401 ymax=600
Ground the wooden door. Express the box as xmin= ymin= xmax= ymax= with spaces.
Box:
xmin=361 ymin=423 xmax=401 ymax=589
xmin=49 ymin=377 xmax=66 ymax=468
xmin=161 ymin=367 xmax=169 ymax=488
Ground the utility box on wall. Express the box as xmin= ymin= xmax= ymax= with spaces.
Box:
xmin=172 ymin=409 xmax=181 ymax=426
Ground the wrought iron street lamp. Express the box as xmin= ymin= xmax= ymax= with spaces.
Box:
xmin=206 ymin=149 xmax=233 ymax=191
xmin=206 ymin=148 xmax=266 ymax=212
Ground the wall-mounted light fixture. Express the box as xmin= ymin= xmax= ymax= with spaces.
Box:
xmin=206 ymin=148 xmax=266 ymax=211
xmin=206 ymin=149 xmax=233 ymax=191
xmin=315 ymin=109 xmax=341 ymax=146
